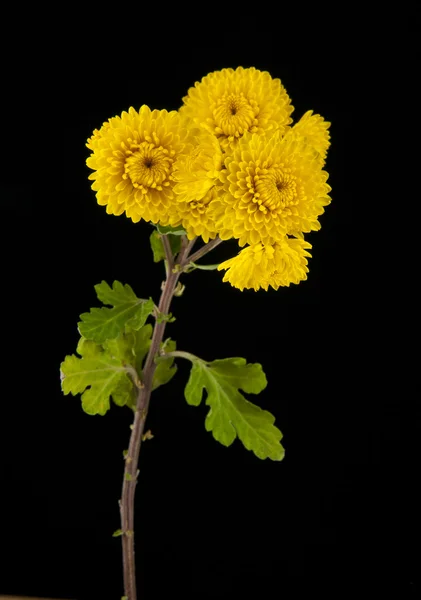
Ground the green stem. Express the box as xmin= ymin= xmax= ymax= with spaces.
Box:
xmin=161 ymin=350 xmax=198 ymax=362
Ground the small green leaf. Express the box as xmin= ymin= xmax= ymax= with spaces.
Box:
xmin=78 ymin=281 xmax=154 ymax=343
xmin=112 ymin=529 xmax=123 ymax=537
xmin=152 ymin=339 xmax=177 ymax=391
xmin=125 ymin=472 xmax=133 ymax=481
xmin=156 ymin=223 xmax=187 ymax=236
xmin=150 ymin=230 xmax=166 ymax=262
xmin=156 ymin=312 xmax=176 ymax=324
xmin=150 ymin=230 xmax=182 ymax=262
xmin=183 ymin=356 xmax=284 ymax=461
xmin=174 ymin=282 xmax=185 ymax=297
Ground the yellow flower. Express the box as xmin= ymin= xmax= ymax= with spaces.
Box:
xmin=218 ymin=237 xmax=312 ymax=291
xmin=210 ymin=129 xmax=331 ymax=246
xmin=170 ymin=130 xmax=224 ymax=242
xmin=292 ymin=110 xmax=331 ymax=166
xmin=86 ymin=105 xmax=194 ymax=224
xmin=180 ymin=67 xmax=294 ymax=151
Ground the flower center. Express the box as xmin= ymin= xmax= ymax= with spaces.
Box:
xmin=253 ymin=167 xmax=297 ymax=213
xmin=123 ymin=141 xmax=173 ymax=192
xmin=213 ymin=92 xmax=259 ymax=139
xmin=189 ymin=200 xmax=207 ymax=215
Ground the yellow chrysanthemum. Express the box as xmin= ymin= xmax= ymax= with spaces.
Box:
xmin=292 ymin=110 xmax=331 ymax=166
xmin=218 ymin=237 xmax=312 ymax=291
xmin=86 ymin=105 xmax=195 ymax=224
xmin=170 ymin=130 xmax=224 ymax=242
xmin=180 ymin=66 xmax=294 ymax=151
xmin=209 ymin=129 xmax=331 ymax=246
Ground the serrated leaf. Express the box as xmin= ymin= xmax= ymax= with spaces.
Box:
xmin=95 ymin=280 xmax=137 ymax=306
xmin=184 ymin=357 xmax=284 ymax=461
xmin=127 ymin=297 xmax=154 ymax=330
xmin=156 ymin=223 xmax=187 ymax=236
xmin=150 ymin=230 xmax=182 ymax=262
xmin=78 ymin=281 xmax=154 ymax=343
xmin=103 ymin=331 xmax=136 ymax=364
xmin=152 ymin=339 xmax=177 ymax=391
xmin=76 ymin=337 xmax=102 ymax=359
xmin=207 ymin=358 xmax=267 ymax=394
xmin=60 ymin=342 xmax=134 ymax=415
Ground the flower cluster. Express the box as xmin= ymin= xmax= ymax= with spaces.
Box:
xmin=87 ymin=67 xmax=331 ymax=291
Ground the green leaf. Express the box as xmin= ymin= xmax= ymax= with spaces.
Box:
xmin=112 ymin=529 xmax=123 ymax=537
xmin=78 ymin=281 xmax=154 ymax=343
xmin=103 ymin=331 xmax=136 ymax=364
xmin=184 ymin=357 xmax=284 ymax=461
xmin=150 ymin=230 xmax=166 ymax=262
xmin=156 ymin=223 xmax=187 ymax=236
xmin=150 ymin=230 xmax=182 ymax=262
xmin=169 ymin=235 xmax=182 ymax=255
xmin=133 ymin=324 xmax=153 ymax=373
xmin=60 ymin=340 xmax=134 ymax=415
xmin=76 ymin=337 xmax=102 ymax=359
xmin=95 ymin=280 xmax=136 ymax=306
xmin=152 ymin=339 xmax=177 ymax=391
xmin=156 ymin=312 xmax=176 ymax=324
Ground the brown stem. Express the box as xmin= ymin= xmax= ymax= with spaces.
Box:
xmin=119 ymin=232 xmax=223 ymax=599
xmin=119 ymin=241 xmax=188 ymax=599
xmin=161 ymin=233 xmax=174 ymax=273
xmin=182 ymin=236 xmax=223 ymax=267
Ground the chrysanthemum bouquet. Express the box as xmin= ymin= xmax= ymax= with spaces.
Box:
xmin=60 ymin=67 xmax=331 ymax=599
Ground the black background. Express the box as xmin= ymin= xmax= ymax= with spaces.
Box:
xmin=0 ymin=16 xmax=415 ymax=600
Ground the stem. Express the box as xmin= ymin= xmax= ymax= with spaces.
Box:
xmin=182 ymin=236 xmax=222 ymax=268
xmin=160 ymin=350 xmax=197 ymax=362
xmin=119 ymin=233 xmax=222 ymax=599
xmin=119 ymin=240 xmax=189 ymax=600
xmin=161 ymin=234 xmax=174 ymax=273
xmin=184 ymin=236 xmax=197 ymax=259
